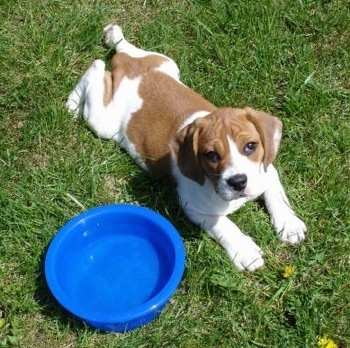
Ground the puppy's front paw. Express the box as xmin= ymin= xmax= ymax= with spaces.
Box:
xmin=228 ymin=236 xmax=264 ymax=272
xmin=104 ymin=24 xmax=124 ymax=47
xmin=274 ymin=214 xmax=306 ymax=244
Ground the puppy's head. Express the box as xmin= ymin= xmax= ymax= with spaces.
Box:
xmin=170 ymin=107 xmax=282 ymax=201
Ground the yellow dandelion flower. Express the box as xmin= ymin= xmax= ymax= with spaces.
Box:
xmin=283 ymin=265 xmax=295 ymax=278
xmin=317 ymin=337 xmax=338 ymax=348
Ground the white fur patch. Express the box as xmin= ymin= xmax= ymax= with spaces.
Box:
xmin=84 ymin=75 xmax=143 ymax=141
xmin=216 ymin=137 xmax=267 ymax=201
xmin=155 ymin=60 xmax=179 ymax=81
xmin=178 ymin=110 xmax=210 ymax=131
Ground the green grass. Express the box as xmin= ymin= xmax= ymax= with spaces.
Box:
xmin=1 ymin=0 xmax=349 ymax=346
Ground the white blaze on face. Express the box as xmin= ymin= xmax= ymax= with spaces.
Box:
xmin=216 ymin=137 xmax=267 ymax=201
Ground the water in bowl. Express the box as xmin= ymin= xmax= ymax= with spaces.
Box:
xmin=62 ymin=233 xmax=169 ymax=314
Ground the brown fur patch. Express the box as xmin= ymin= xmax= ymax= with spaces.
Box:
xmin=244 ymin=107 xmax=282 ymax=170
xmin=125 ymin=70 xmax=216 ymax=175
xmin=102 ymin=53 xmax=169 ymax=106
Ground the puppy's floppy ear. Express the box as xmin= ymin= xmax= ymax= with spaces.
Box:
xmin=245 ymin=107 xmax=282 ymax=171
xmin=169 ymin=122 xmax=205 ymax=185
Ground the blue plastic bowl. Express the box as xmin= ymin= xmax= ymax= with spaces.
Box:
xmin=45 ymin=204 xmax=185 ymax=332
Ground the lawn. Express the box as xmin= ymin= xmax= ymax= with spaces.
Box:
xmin=1 ymin=0 xmax=349 ymax=347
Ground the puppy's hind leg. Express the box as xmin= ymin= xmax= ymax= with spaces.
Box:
xmin=104 ymin=24 xmax=152 ymax=58
xmin=66 ymin=60 xmax=108 ymax=117
xmin=104 ymin=24 xmax=181 ymax=81
xmin=104 ymin=24 xmax=125 ymax=50
xmin=66 ymin=73 xmax=88 ymax=118
xmin=67 ymin=60 xmax=116 ymax=139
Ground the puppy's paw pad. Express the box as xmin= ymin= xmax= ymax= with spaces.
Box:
xmin=230 ymin=237 xmax=264 ymax=272
xmin=103 ymin=24 xmax=124 ymax=47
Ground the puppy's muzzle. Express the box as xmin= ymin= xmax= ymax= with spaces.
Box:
xmin=226 ymin=174 xmax=247 ymax=191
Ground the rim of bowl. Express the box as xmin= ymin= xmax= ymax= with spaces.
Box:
xmin=45 ymin=204 xmax=186 ymax=324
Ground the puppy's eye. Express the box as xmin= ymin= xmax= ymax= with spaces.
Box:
xmin=204 ymin=151 xmax=221 ymax=162
xmin=244 ymin=142 xmax=257 ymax=155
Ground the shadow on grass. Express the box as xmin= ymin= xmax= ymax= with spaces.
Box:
xmin=126 ymin=172 xmax=200 ymax=241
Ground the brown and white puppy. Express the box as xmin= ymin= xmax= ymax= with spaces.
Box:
xmin=67 ymin=24 xmax=306 ymax=271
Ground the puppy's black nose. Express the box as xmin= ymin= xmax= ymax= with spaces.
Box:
xmin=227 ymin=174 xmax=247 ymax=191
